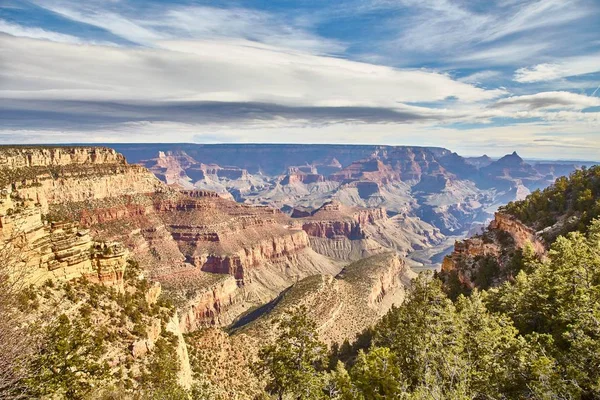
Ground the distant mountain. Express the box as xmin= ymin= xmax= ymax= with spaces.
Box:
xmin=480 ymin=151 xmax=537 ymax=178
xmin=465 ymin=154 xmax=493 ymax=168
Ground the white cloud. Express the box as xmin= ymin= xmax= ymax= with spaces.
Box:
xmin=482 ymin=0 xmax=586 ymax=43
xmin=0 ymin=35 xmax=504 ymax=109
xmin=0 ymin=19 xmax=83 ymax=43
xmin=514 ymin=53 xmax=600 ymax=82
xmin=458 ymin=70 xmax=502 ymax=84
xmin=32 ymin=3 xmax=166 ymax=45
xmin=29 ymin=1 xmax=344 ymax=54
xmin=371 ymin=0 xmax=596 ymax=67
xmin=453 ymin=42 xmax=551 ymax=65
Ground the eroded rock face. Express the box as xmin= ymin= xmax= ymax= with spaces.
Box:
xmin=489 ymin=213 xmax=544 ymax=253
xmin=442 ymin=212 xmax=545 ymax=287
xmin=179 ymin=275 xmax=241 ymax=331
xmin=0 ymin=146 xmax=126 ymax=169
xmin=192 ymin=230 xmax=310 ymax=283
xmin=298 ymin=201 xmax=443 ymax=261
xmin=0 ymin=146 xmax=338 ymax=329
xmin=167 ymin=312 xmax=193 ymax=388
xmin=300 ymin=201 xmax=387 ymax=240
xmin=8 ymin=163 xmax=161 ymax=214
xmin=0 ymin=190 xmax=127 ymax=287
xmin=140 ymin=150 xmax=249 ymax=186
xmin=131 ymin=317 xmax=162 ymax=358
xmin=281 ymin=172 xmax=324 ymax=185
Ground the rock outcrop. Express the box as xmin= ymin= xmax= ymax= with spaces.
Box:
xmin=140 ymin=150 xmax=248 ymax=186
xmin=441 ymin=212 xmax=545 ymax=288
xmin=300 ymin=201 xmax=386 ymax=240
xmin=0 ymin=188 xmax=127 ymax=287
xmin=298 ymin=201 xmax=442 ymax=261
xmin=178 ymin=275 xmax=241 ymax=331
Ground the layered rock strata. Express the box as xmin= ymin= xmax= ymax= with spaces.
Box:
xmin=0 ymin=188 xmax=127 ymax=286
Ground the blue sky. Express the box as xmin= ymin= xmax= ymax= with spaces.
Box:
xmin=0 ymin=0 xmax=599 ymax=159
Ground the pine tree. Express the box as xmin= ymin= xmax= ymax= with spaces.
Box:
xmin=255 ymin=305 xmax=327 ymax=399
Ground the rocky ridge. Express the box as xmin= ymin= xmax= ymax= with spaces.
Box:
xmin=232 ymin=252 xmax=416 ymax=345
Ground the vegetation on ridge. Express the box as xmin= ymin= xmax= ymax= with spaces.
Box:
xmin=501 ymin=165 xmax=600 ymax=237
xmin=255 ymin=219 xmax=600 ymax=398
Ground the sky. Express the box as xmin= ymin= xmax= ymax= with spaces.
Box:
xmin=0 ymin=0 xmax=599 ymax=159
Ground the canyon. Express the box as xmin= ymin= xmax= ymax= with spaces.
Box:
xmin=1 ymin=146 xmax=409 ymax=335
xmin=1 ymin=145 xmax=587 ymax=331
xmin=114 ymin=143 xmax=588 ymax=267
xmin=0 ymin=144 xmax=592 ymax=397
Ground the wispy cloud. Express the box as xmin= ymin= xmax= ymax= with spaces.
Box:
xmin=491 ymin=91 xmax=600 ymax=111
xmin=458 ymin=70 xmax=502 ymax=85
xmin=0 ymin=35 xmax=503 ymax=108
xmin=0 ymin=19 xmax=83 ymax=43
xmin=0 ymin=0 xmax=598 ymax=159
xmin=28 ymin=0 xmax=345 ymax=54
xmin=365 ymin=0 xmax=597 ymax=68
xmin=514 ymin=53 xmax=600 ymax=82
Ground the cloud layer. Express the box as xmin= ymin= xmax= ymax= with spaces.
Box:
xmin=0 ymin=0 xmax=598 ymax=159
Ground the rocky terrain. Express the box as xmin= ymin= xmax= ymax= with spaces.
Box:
xmin=440 ymin=212 xmax=546 ymax=291
xmin=0 ymin=147 xmax=348 ymax=331
xmin=0 ymin=145 xmax=439 ymax=398
xmin=297 ymin=200 xmax=444 ymax=262
xmin=231 ymin=252 xmax=415 ymax=346
xmin=1 ymin=145 xmax=597 ymax=399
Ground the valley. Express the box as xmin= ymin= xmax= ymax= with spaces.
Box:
xmin=0 ymin=144 xmax=596 ymax=399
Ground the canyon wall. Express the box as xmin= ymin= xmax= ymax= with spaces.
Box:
xmin=0 ymin=189 xmax=127 ymax=287
xmin=235 ymin=252 xmax=415 ymax=345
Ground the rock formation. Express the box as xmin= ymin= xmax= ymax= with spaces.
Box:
xmin=112 ymin=144 xmax=586 ymax=245
xmin=297 ymin=200 xmax=443 ymax=261
xmin=441 ymin=212 xmax=545 ymax=288
xmin=0 ymin=147 xmax=348 ymax=329
xmin=0 ymin=187 xmax=127 ymax=287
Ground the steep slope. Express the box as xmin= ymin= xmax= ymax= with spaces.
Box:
xmin=0 ymin=147 xmax=152 ymax=287
xmin=232 ymin=252 xmax=416 ymax=345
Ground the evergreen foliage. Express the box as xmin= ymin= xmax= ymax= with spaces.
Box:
xmin=502 ymin=165 xmax=600 ymax=237
xmin=256 ymin=219 xmax=600 ymax=399
xmin=24 ymin=314 xmax=110 ymax=399
xmin=254 ymin=305 xmax=327 ymax=399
